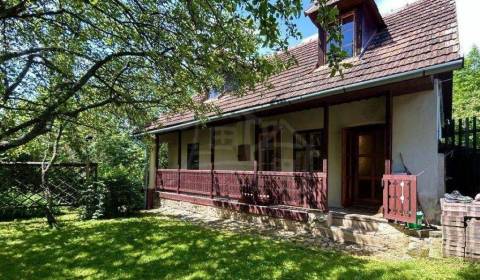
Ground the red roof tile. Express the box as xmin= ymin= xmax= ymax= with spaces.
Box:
xmin=146 ymin=0 xmax=461 ymax=132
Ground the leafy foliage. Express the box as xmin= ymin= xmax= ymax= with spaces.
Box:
xmin=0 ymin=0 xmax=305 ymax=152
xmin=79 ymin=181 xmax=108 ymax=220
xmin=316 ymin=0 xmax=352 ymax=77
xmin=0 ymin=0 xmax=347 ymax=153
xmin=453 ymin=46 xmax=480 ymax=118
xmin=79 ymin=175 xmax=143 ymax=220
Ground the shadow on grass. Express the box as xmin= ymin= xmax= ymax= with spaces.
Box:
xmin=0 ymin=215 xmax=479 ymax=280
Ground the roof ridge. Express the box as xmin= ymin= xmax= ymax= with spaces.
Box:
xmin=382 ymin=0 xmax=426 ymax=19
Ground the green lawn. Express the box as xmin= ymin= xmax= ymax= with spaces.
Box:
xmin=0 ymin=213 xmax=478 ymax=280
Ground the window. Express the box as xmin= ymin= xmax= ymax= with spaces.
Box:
xmin=293 ymin=130 xmax=323 ymax=172
xmin=187 ymin=143 xmax=199 ymax=170
xmin=207 ymin=89 xmax=219 ymax=100
xmin=259 ymin=128 xmax=281 ymax=171
xmin=327 ymin=13 xmax=356 ymax=58
xmin=237 ymin=144 xmax=250 ymax=161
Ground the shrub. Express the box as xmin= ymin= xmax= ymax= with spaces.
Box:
xmin=79 ymin=181 xmax=108 ymax=220
xmin=79 ymin=174 xmax=144 ymax=220
xmin=104 ymin=174 xmax=144 ymax=217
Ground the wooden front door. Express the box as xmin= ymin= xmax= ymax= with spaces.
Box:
xmin=342 ymin=125 xmax=385 ymax=208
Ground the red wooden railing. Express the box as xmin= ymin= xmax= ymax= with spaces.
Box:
xmin=213 ymin=170 xmax=255 ymax=200
xmin=257 ymin=171 xmax=327 ymax=210
xmin=156 ymin=164 xmax=328 ymax=210
xmin=156 ymin=169 xmax=178 ymax=192
xmin=382 ymin=174 xmax=417 ymax=223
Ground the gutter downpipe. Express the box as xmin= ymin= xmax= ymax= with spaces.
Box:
xmin=138 ymin=59 xmax=463 ymax=136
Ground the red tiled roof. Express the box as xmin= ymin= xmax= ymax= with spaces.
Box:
xmin=146 ymin=0 xmax=461 ymax=132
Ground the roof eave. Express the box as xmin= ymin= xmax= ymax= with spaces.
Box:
xmin=136 ymin=58 xmax=463 ymax=136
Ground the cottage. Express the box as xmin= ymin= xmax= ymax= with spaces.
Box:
xmin=140 ymin=0 xmax=462 ymax=224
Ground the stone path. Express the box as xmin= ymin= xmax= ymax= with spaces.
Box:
xmin=145 ymin=206 xmax=402 ymax=259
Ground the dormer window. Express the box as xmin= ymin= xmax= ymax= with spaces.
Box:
xmin=207 ymin=88 xmax=220 ymax=100
xmin=307 ymin=0 xmax=387 ymax=67
xmin=327 ymin=12 xmax=356 ymax=59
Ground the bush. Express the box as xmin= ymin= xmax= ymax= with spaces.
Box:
xmin=79 ymin=181 xmax=108 ymax=220
xmin=79 ymin=174 xmax=144 ymax=220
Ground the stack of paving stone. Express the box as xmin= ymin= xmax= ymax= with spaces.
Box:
xmin=441 ymin=199 xmax=480 ymax=260
xmin=466 ymin=216 xmax=480 ymax=260
xmin=441 ymin=199 xmax=467 ymax=258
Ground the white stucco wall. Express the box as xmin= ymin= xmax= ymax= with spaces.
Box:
xmin=158 ymin=107 xmax=324 ymax=171
xmin=327 ymin=97 xmax=386 ymax=207
xmin=392 ymin=89 xmax=442 ymax=221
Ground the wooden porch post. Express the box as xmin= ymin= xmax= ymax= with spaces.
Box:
xmin=154 ymin=134 xmax=159 ymax=189
xmin=155 ymin=134 xmax=160 ymax=169
xmin=385 ymin=92 xmax=393 ymax=161
xmin=254 ymin=118 xmax=260 ymax=188
xmin=323 ymin=106 xmax=329 ymax=160
xmin=254 ymin=118 xmax=260 ymax=170
xmin=177 ymin=130 xmax=182 ymax=194
xmin=210 ymin=126 xmax=215 ymax=198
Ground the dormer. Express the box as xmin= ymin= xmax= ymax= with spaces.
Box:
xmin=305 ymin=0 xmax=385 ymax=66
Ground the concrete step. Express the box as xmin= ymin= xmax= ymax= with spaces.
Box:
xmin=312 ymin=225 xmax=407 ymax=249
xmin=329 ymin=211 xmax=388 ymax=233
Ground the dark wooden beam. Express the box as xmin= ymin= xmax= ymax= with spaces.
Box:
xmin=155 ymin=134 xmax=160 ymax=170
xmin=210 ymin=127 xmax=215 ymax=170
xmin=210 ymin=126 xmax=216 ymax=198
xmin=323 ymin=106 xmax=329 ymax=160
xmin=254 ymin=118 xmax=260 ymax=172
xmin=177 ymin=130 xmax=182 ymax=193
xmin=177 ymin=130 xmax=182 ymax=169
xmin=385 ymin=92 xmax=393 ymax=161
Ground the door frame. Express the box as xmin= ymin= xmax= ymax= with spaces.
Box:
xmin=341 ymin=124 xmax=387 ymax=208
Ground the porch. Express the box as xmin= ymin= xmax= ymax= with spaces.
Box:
xmin=151 ymin=161 xmax=417 ymax=223
xmin=147 ymin=77 xmax=446 ymax=223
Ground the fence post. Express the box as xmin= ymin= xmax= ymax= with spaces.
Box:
xmin=474 ymin=117 xmax=477 ymax=151
xmin=385 ymin=159 xmax=392 ymax=175
xmin=452 ymin=119 xmax=456 ymax=146
xmin=459 ymin=119 xmax=463 ymax=147
xmin=466 ymin=118 xmax=470 ymax=148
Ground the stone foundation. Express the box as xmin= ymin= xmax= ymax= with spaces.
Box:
xmin=147 ymin=198 xmax=443 ymax=259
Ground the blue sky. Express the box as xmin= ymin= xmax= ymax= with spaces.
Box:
xmin=290 ymin=0 xmax=479 ymax=54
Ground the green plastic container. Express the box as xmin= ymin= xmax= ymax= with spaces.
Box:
xmin=408 ymin=211 xmax=424 ymax=230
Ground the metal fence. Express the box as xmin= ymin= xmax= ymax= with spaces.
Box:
xmin=443 ymin=117 xmax=480 ymax=197
xmin=0 ymin=162 xmax=97 ymax=212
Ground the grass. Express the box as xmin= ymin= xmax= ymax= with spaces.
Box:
xmin=0 ymin=213 xmax=479 ymax=280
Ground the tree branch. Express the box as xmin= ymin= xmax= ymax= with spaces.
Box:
xmin=3 ymin=55 xmax=36 ymax=101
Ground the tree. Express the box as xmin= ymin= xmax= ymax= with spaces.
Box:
xmin=0 ymin=0 xmax=344 ymax=153
xmin=40 ymin=123 xmax=64 ymax=228
xmin=453 ymin=46 xmax=480 ymax=118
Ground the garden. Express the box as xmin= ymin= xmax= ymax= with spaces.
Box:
xmin=1 ymin=212 xmax=479 ymax=280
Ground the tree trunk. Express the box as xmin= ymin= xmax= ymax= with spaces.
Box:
xmin=40 ymin=124 xmax=64 ymax=228
xmin=42 ymin=167 xmax=58 ymax=228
